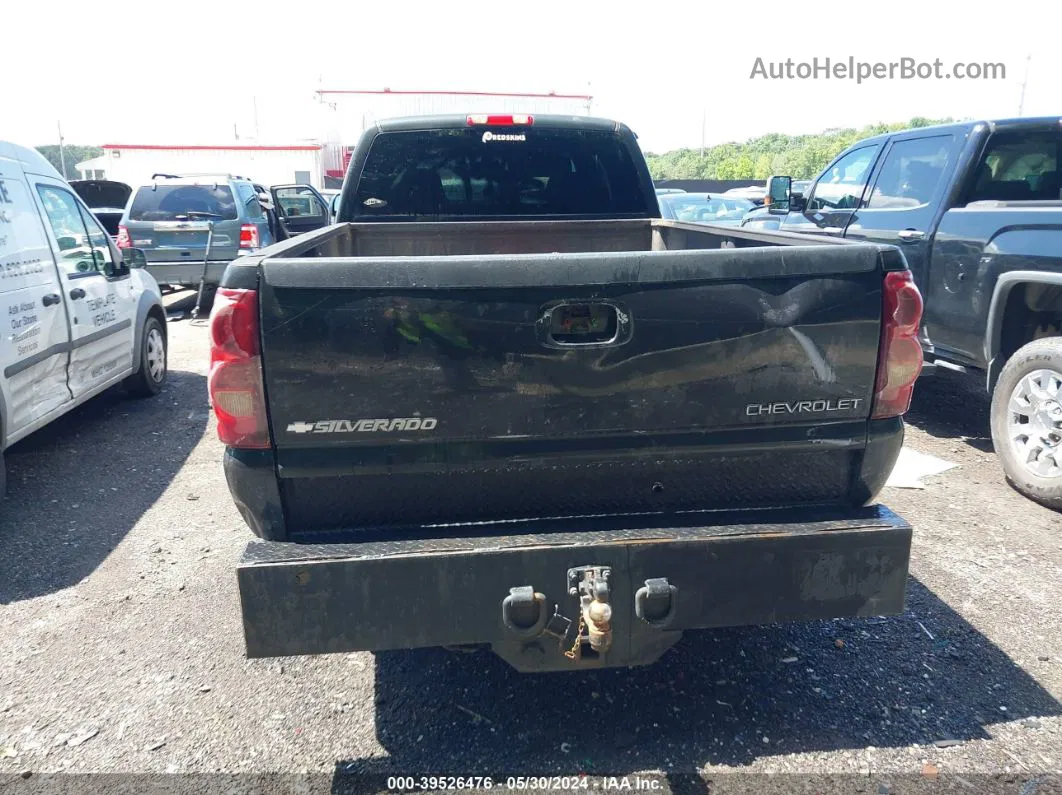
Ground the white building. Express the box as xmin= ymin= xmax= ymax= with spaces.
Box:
xmin=75 ymin=142 xmax=344 ymax=189
xmin=76 ymin=156 xmax=109 ymax=180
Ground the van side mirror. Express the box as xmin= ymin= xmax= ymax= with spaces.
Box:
xmin=766 ymin=176 xmax=792 ymax=211
xmin=122 ymin=248 xmax=147 ymax=269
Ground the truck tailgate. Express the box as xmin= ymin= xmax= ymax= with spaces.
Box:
xmin=257 ymin=235 xmax=893 ymax=533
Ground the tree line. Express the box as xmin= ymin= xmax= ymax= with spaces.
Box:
xmin=34 ymin=146 xmax=103 ymax=180
xmin=644 ymin=117 xmax=956 ymax=181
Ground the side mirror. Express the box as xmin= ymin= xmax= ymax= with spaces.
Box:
xmin=766 ymin=175 xmax=792 ymax=211
xmin=122 ymin=248 xmax=147 ymax=269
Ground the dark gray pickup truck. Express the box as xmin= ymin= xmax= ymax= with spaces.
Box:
xmin=202 ymin=114 xmax=924 ymax=672
xmin=752 ymin=117 xmax=1062 ymax=508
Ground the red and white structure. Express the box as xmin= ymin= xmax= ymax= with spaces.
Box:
xmin=74 ymin=89 xmax=592 ymax=188
xmin=76 ymin=143 xmax=346 ymax=189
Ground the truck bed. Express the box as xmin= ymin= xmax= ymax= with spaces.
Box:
xmin=225 ymin=219 xmax=908 ymax=539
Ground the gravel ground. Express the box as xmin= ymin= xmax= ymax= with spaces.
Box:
xmin=1 ymin=295 xmax=1061 ymax=794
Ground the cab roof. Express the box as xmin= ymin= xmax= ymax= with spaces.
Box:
xmin=852 ymin=115 xmax=1062 ymax=148
xmin=372 ymin=113 xmax=632 ymax=135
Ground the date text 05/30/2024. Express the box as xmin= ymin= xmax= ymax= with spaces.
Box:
xmin=385 ymin=776 xmax=663 ymax=791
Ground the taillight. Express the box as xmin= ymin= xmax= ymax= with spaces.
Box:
xmin=239 ymin=224 xmax=260 ymax=249
xmin=466 ymin=114 xmax=534 ymax=126
xmin=208 ymin=288 xmax=269 ymax=449
xmin=872 ymin=270 xmax=925 ymax=419
xmin=116 ymin=225 xmax=131 ymax=249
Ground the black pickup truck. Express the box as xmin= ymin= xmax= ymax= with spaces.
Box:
xmin=752 ymin=117 xmax=1062 ymax=508
xmin=202 ymin=114 xmax=924 ymax=673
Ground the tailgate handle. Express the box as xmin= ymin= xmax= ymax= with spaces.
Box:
xmin=635 ymin=578 xmax=677 ymax=628
xmin=536 ymin=301 xmax=632 ymax=349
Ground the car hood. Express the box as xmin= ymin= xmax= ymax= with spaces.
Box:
xmin=70 ymin=180 xmax=132 ymax=210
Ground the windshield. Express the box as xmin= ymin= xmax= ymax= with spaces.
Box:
xmin=348 ymin=127 xmax=653 ymax=219
xmin=128 ymin=184 xmax=238 ymax=222
xmin=662 ymin=195 xmax=755 ymax=222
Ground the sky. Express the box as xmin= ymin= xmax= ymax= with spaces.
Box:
xmin=3 ymin=0 xmax=1060 ymax=156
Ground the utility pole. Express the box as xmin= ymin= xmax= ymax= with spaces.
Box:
xmin=57 ymin=121 xmax=67 ymax=179
xmin=1018 ymin=54 xmax=1032 ymax=116
xmin=700 ymin=108 xmax=706 ymax=157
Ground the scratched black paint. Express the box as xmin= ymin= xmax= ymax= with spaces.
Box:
xmin=250 ymin=220 xmax=897 ymax=532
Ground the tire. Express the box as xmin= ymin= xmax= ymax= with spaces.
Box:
xmin=0 ymin=451 xmax=6 ymax=501
xmin=125 ymin=316 xmax=168 ymax=398
xmin=990 ymin=337 xmax=1062 ymax=510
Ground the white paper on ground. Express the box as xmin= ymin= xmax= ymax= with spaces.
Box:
xmin=884 ymin=447 xmax=959 ymax=489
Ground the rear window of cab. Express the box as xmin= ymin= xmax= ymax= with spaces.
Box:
xmin=350 ymin=128 xmax=653 ymax=219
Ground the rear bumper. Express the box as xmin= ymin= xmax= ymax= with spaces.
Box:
xmin=237 ymin=505 xmax=912 ymax=672
xmin=145 ymin=259 xmax=234 ymax=286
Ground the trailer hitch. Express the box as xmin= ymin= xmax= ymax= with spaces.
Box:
xmin=499 ymin=567 xmax=614 ymax=663
xmin=564 ymin=566 xmax=613 ymax=661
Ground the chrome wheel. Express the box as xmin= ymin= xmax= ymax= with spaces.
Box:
xmin=1007 ymin=368 xmax=1062 ymax=478
xmin=146 ymin=327 xmax=166 ymax=383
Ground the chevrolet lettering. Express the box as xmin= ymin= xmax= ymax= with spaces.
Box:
xmin=746 ymin=398 xmax=864 ymax=416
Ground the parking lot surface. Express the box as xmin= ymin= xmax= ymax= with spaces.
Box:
xmin=2 ymin=296 xmax=1061 ymax=793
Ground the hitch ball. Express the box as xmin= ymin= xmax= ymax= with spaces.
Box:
xmin=585 ymin=596 xmax=613 ymax=653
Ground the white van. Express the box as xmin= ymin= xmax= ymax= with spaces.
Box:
xmin=0 ymin=141 xmax=167 ymax=496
